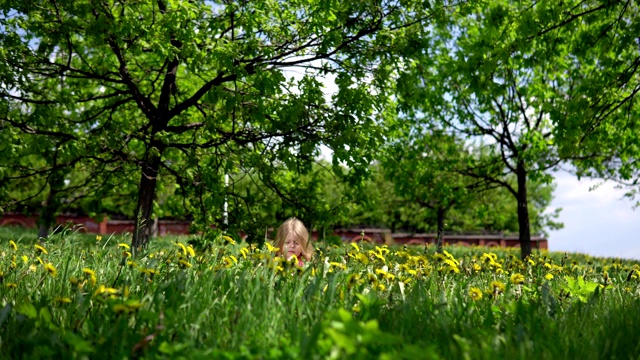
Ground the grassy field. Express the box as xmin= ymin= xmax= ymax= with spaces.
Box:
xmin=1 ymin=227 xmax=640 ymax=359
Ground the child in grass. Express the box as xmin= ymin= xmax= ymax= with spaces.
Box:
xmin=274 ymin=217 xmax=314 ymax=266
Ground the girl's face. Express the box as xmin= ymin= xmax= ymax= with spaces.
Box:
xmin=284 ymin=236 xmax=302 ymax=260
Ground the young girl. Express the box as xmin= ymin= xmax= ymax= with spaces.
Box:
xmin=273 ymin=217 xmax=314 ymax=266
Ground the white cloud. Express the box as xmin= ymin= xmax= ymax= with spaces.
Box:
xmin=549 ymin=170 xmax=640 ymax=260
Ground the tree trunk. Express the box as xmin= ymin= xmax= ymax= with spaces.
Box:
xmin=516 ymin=162 xmax=532 ymax=260
xmin=37 ymin=172 xmax=64 ymax=239
xmin=37 ymin=192 xmax=57 ymax=239
xmin=132 ymin=150 xmax=162 ymax=249
xmin=436 ymin=207 xmax=445 ymax=253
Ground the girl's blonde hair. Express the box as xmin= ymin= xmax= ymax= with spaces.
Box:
xmin=274 ymin=218 xmax=314 ymax=261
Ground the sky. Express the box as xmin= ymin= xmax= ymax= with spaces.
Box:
xmin=547 ymin=171 xmax=640 ymax=260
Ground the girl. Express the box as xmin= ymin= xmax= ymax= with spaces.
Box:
xmin=273 ymin=217 xmax=314 ymax=266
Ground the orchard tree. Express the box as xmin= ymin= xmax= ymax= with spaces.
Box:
xmin=0 ymin=0 xmax=445 ymax=248
xmin=383 ymin=128 xmax=495 ymax=252
xmin=396 ymin=1 xmax=571 ymax=259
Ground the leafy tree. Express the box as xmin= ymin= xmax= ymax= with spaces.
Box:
xmin=383 ymin=127 xmax=496 ymax=251
xmin=0 ymin=0 xmax=443 ymax=248
xmin=396 ymin=1 xmax=571 ymax=258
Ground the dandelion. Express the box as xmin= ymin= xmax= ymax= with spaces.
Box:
xmin=265 ymin=242 xmax=279 ymax=253
xmin=469 ymin=287 xmax=483 ymax=301
xmin=355 ymin=253 xmax=369 ymax=265
xmin=222 ymin=235 xmax=236 ymax=245
xmin=44 ymin=263 xmax=57 ymax=277
xmin=82 ymin=268 xmax=96 ymax=277
xmin=29 ymin=264 xmax=37 ymax=272
xmin=140 ymin=268 xmax=157 ymax=276
xmin=34 ymin=244 xmax=48 ymax=255
xmin=178 ymin=259 xmax=192 ymax=269
xmin=118 ymin=243 xmax=130 ymax=250
xmin=222 ymin=256 xmax=236 ymax=268
xmin=510 ymin=273 xmax=525 ymax=285
xmin=9 ymin=240 xmax=17 ymax=251
xmin=54 ymin=297 xmax=72 ymax=304
xmin=472 ymin=263 xmax=482 ymax=272
xmin=544 ymin=273 xmax=554 ymax=280
xmin=240 ymin=247 xmax=249 ymax=259
xmin=112 ymin=304 xmax=129 ymax=314
xmin=527 ymin=258 xmax=536 ymax=266
xmin=375 ymin=283 xmax=386 ymax=292
xmin=186 ymin=245 xmax=196 ymax=257
xmin=96 ymin=235 xmax=102 ymax=242
xmin=350 ymin=242 xmax=360 ymax=252
xmin=5 ymin=282 xmax=17 ymax=289
xmin=489 ymin=281 xmax=505 ymax=295
xmin=175 ymin=242 xmax=187 ymax=255
xmin=347 ymin=274 xmax=361 ymax=289
xmin=21 ymin=255 xmax=28 ymax=264
xmin=94 ymin=285 xmax=119 ymax=297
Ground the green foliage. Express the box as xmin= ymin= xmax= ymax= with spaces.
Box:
xmin=0 ymin=0 xmax=440 ymax=244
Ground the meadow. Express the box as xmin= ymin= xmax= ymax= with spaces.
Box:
xmin=2 ymin=227 xmax=640 ymax=359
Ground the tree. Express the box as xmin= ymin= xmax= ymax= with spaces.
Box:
xmin=396 ymin=1 xmax=569 ymax=259
xmin=537 ymin=1 xmax=640 ymax=204
xmin=383 ymin=128 xmax=496 ymax=251
xmin=1 ymin=0 xmax=443 ymax=248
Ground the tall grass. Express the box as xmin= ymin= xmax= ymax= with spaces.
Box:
xmin=1 ymin=229 xmax=639 ymax=359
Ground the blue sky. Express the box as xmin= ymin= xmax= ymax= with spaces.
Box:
xmin=547 ymin=171 xmax=640 ymax=260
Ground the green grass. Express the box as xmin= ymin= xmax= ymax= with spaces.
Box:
xmin=1 ymin=228 xmax=640 ymax=359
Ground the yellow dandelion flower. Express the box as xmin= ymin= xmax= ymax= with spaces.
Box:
xmin=489 ymin=281 xmax=505 ymax=294
xmin=36 ymin=256 xmax=44 ymax=265
xmin=375 ymin=283 xmax=386 ymax=292
xmin=112 ymin=304 xmax=129 ymax=314
xmin=34 ymin=244 xmax=48 ymax=255
xmin=265 ymin=242 xmax=279 ymax=253
xmin=222 ymin=235 xmax=236 ymax=245
xmin=544 ymin=273 xmax=554 ymax=280
xmin=222 ymin=256 xmax=235 ymax=268
xmin=96 ymin=235 xmax=102 ymax=242
xmin=178 ymin=259 xmax=192 ymax=269
xmin=469 ymin=287 xmax=483 ymax=301
xmin=240 ymin=247 xmax=249 ymax=259
xmin=528 ymin=258 xmax=536 ymax=266
xmin=356 ymin=253 xmax=369 ymax=265
xmin=350 ymin=242 xmax=360 ymax=252
xmin=29 ymin=264 xmax=37 ymax=272
xmin=54 ymin=297 xmax=72 ymax=304
xmin=22 ymin=255 xmax=28 ymax=264
xmin=118 ymin=243 xmax=130 ymax=250
xmin=175 ymin=242 xmax=187 ymax=255
xmin=82 ymin=268 xmax=96 ymax=277
xmin=9 ymin=240 xmax=18 ymax=251
xmin=473 ymin=263 xmax=482 ymax=272
xmin=187 ymin=245 xmax=196 ymax=257
xmin=44 ymin=263 xmax=57 ymax=277
xmin=510 ymin=273 xmax=525 ymax=285
xmin=6 ymin=282 xmax=18 ymax=288
xmin=93 ymin=285 xmax=118 ymax=297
